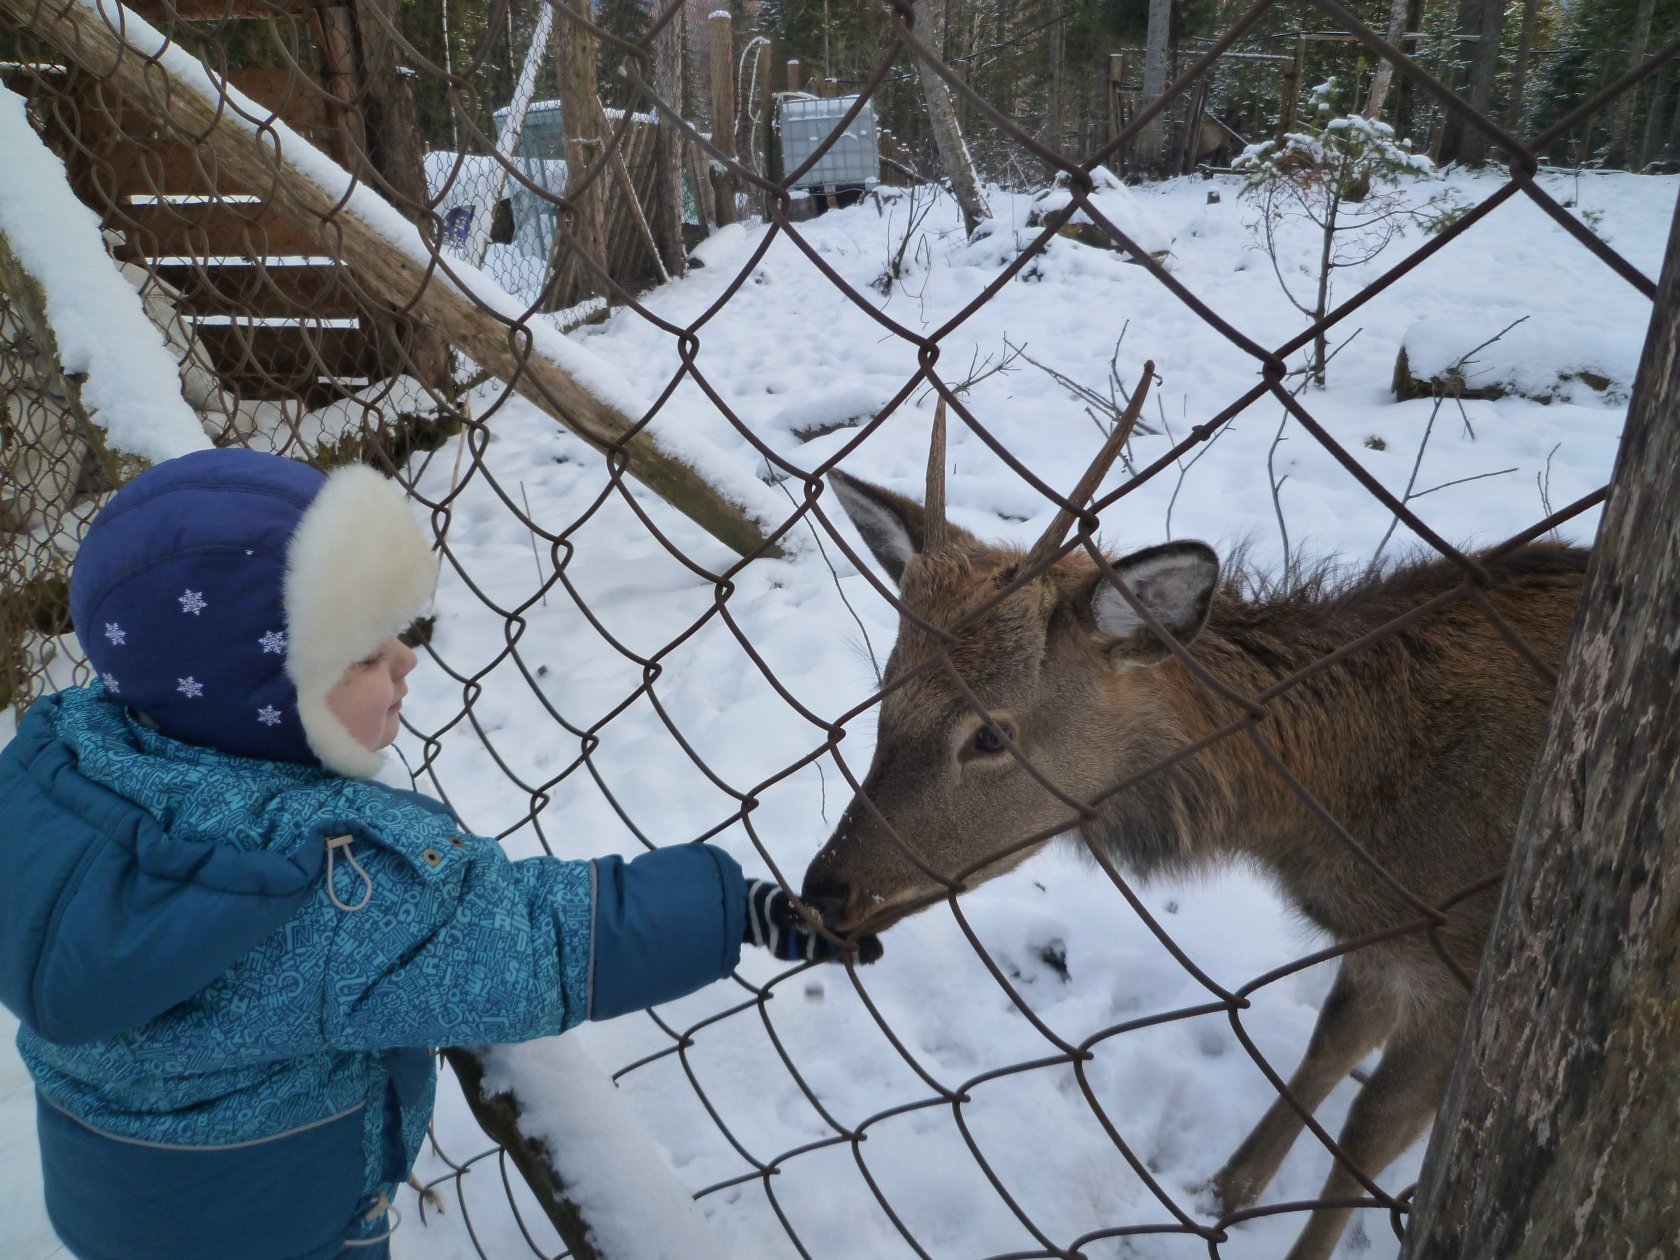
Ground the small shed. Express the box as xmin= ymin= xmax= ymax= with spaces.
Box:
xmin=778 ymin=94 xmax=879 ymax=200
xmin=490 ymin=99 xmax=569 ymax=260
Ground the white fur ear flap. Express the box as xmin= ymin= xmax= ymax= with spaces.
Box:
xmin=285 ymin=465 xmax=437 ymax=778
xmin=1092 ymin=541 xmax=1220 ymax=665
xmin=828 ymin=471 xmax=921 ymax=585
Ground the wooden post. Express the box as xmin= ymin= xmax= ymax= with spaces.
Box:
xmin=786 ymin=57 xmax=800 ymax=94
xmin=707 ymin=11 xmax=738 ymax=226
xmin=547 ymin=0 xmax=610 ymax=309
xmin=1400 ymin=193 xmax=1680 ymax=1259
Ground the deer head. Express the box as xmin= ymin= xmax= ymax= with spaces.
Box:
xmin=803 ymin=378 xmax=1221 ymax=936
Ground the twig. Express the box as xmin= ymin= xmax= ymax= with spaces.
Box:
xmin=1536 ymin=442 xmax=1562 ymax=538
xmin=1371 ymin=392 xmax=1447 ymax=566
xmin=1410 ymin=466 xmax=1518 ymax=499
xmin=778 ymin=479 xmax=882 ymax=685
xmin=1267 ymin=408 xmax=1293 ymax=586
xmin=518 ymin=483 xmax=547 ymax=606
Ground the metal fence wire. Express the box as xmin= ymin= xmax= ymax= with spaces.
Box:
xmin=1 ymin=0 xmax=1675 ymax=1256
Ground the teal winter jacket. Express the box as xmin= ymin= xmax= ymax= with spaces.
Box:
xmin=0 ymin=685 xmax=746 ymax=1260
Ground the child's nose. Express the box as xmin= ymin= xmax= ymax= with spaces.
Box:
xmin=393 ymin=640 xmax=419 ymax=678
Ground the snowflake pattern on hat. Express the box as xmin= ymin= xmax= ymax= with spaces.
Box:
xmin=101 ymin=673 xmax=120 ymax=693
xmin=104 ymin=623 xmax=126 ymax=646
xmin=177 ymin=677 xmax=204 ymax=699
xmin=257 ymin=706 xmax=282 ymax=727
xmin=178 ymin=590 xmax=207 ymax=616
xmin=259 ymin=630 xmax=287 ymax=654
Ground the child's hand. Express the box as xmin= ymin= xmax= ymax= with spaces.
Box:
xmin=744 ymin=879 xmax=883 ymax=964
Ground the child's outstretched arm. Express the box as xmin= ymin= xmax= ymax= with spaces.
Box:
xmin=319 ymin=832 xmax=878 ymax=1052
xmin=320 ymin=838 xmax=743 ymax=1049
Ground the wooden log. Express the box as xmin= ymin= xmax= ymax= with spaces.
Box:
xmin=0 ymin=0 xmax=778 ymax=558
xmin=1400 ymin=195 xmax=1680 ymax=1258
xmin=440 ymin=1049 xmax=599 ymax=1260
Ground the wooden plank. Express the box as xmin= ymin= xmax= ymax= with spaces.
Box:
xmin=192 ymin=321 xmax=383 ymax=387
xmin=152 ymin=261 xmax=365 ymax=318
xmin=125 ymin=0 xmax=320 ymax=22
xmin=105 ymin=199 xmax=332 ymax=259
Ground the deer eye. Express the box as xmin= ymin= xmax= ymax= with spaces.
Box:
xmin=972 ymin=720 xmax=1015 ymax=754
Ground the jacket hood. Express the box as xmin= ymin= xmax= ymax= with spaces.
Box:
xmin=0 ymin=693 xmax=329 ymax=1044
xmin=71 ymin=449 xmax=436 ymax=779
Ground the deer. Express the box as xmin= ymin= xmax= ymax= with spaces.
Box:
xmin=800 ymin=377 xmax=1587 ymax=1260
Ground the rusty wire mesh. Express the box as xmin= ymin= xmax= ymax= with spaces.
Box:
xmin=1 ymin=0 xmax=1676 ymax=1256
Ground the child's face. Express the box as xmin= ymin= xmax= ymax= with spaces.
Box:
xmin=325 ymin=635 xmax=418 ymax=752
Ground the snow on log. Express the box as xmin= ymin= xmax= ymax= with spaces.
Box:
xmin=0 ymin=84 xmax=212 ymax=467
xmin=477 ymin=1037 xmax=731 ymax=1260
xmin=0 ymin=0 xmax=784 ymax=559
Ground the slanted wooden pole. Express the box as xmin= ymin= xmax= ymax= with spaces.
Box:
xmin=1400 ymin=192 xmax=1680 ymax=1258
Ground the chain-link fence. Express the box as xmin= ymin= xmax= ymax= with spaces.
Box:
xmin=2 ymin=0 xmax=1676 ymax=1256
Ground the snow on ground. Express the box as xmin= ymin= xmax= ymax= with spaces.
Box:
xmin=3 ymin=164 xmax=1671 ymax=1260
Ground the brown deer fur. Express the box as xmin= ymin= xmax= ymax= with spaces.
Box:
xmin=803 ymin=471 xmax=1586 ymax=1260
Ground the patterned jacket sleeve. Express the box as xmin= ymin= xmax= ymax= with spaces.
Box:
xmin=319 ymin=830 xmax=746 ymax=1050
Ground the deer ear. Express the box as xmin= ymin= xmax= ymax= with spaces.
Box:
xmin=1089 ymin=541 xmax=1220 ymax=667
xmin=827 ymin=471 xmax=928 ymax=586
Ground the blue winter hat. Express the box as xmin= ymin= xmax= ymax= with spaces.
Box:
xmin=71 ymin=449 xmax=436 ymax=778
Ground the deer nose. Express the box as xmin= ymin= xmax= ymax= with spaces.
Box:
xmin=800 ymin=872 xmax=850 ymax=931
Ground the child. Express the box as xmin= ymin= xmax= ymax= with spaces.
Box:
xmin=0 ymin=448 xmax=873 ymax=1260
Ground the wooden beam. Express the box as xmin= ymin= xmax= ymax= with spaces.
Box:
xmin=0 ymin=0 xmax=779 ymax=559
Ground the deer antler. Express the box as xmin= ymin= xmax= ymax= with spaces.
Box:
xmin=1019 ymin=360 xmax=1155 ymax=577
xmin=923 ymin=395 xmax=950 ymax=553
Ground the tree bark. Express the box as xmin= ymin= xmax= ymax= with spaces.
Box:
xmin=910 ymin=0 xmax=991 ymax=236
xmin=1400 ymin=190 xmax=1680 ymax=1259
xmin=1139 ymin=0 xmax=1171 ymax=175
xmin=1363 ymin=0 xmax=1411 ymax=122
xmin=0 ymin=0 xmax=779 ymax=558
xmin=1436 ymin=0 xmax=1503 ymax=166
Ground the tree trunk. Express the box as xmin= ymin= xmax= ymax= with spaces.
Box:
xmin=1400 ymin=191 xmax=1680 ymax=1259
xmin=1605 ymin=0 xmax=1657 ymax=168
xmin=546 ymin=0 xmax=609 ymax=311
xmin=1436 ymin=0 xmax=1503 ymax=166
xmin=1363 ymin=0 xmax=1411 ymax=121
xmin=349 ymin=0 xmax=451 ymax=388
xmin=1501 ymin=0 xmax=1540 ymax=132
xmin=1139 ymin=0 xmax=1171 ymax=175
xmin=910 ymin=0 xmax=991 ymax=236
xmin=1045 ymin=0 xmax=1063 ymax=151
xmin=650 ymin=1 xmax=687 ymax=276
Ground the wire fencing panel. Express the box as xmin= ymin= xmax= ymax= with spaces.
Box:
xmin=1 ymin=0 xmax=1675 ymax=1256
